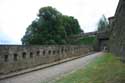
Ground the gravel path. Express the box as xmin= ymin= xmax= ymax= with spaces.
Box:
xmin=0 ymin=52 xmax=103 ymax=83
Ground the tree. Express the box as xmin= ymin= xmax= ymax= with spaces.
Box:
xmin=97 ymin=15 xmax=109 ymax=31
xmin=62 ymin=16 xmax=82 ymax=36
xmin=21 ymin=6 xmax=83 ymax=45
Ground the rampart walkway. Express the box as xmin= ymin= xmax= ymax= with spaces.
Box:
xmin=0 ymin=52 xmax=103 ymax=83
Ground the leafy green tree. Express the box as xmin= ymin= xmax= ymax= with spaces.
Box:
xmin=98 ymin=15 xmax=109 ymax=31
xmin=62 ymin=16 xmax=82 ymax=36
xmin=21 ymin=6 xmax=83 ymax=45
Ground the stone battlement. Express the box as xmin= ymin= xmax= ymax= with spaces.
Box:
xmin=0 ymin=45 xmax=92 ymax=75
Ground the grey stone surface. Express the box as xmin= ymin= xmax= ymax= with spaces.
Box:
xmin=109 ymin=0 xmax=125 ymax=61
xmin=0 ymin=45 xmax=92 ymax=75
xmin=0 ymin=52 xmax=103 ymax=83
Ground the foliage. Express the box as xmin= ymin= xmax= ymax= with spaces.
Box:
xmin=77 ymin=36 xmax=96 ymax=45
xmin=98 ymin=15 xmax=109 ymax=31
xmin=53 ymin=53 xmax=125 ymax=83
xmin=21 ymin=6 xmax=82 ymax=45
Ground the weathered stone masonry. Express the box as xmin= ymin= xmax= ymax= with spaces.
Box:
xmin=109 ymin=0 xmax=125 ymax=61
xmin=0 ymin=45 xmax=92 ymax=75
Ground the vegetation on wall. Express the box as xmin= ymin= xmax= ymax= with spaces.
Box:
xmin=21 ymin=6 xmax=83 ymax=45
xmin=76 ymin=36 xmax=96 ymax=45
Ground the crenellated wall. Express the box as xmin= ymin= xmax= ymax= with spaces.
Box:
xmin=0 ymin=45 xmax=92 ymax=75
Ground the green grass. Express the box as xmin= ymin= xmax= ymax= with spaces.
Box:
xmin=53 ymin=53 xmax=125 ymax=83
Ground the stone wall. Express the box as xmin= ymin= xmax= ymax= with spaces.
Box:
xmin=109 ymin=0 xmax=125 ymax=61
xmin=0 ymin=45 xmax=92 ymax=75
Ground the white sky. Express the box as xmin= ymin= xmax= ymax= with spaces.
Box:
xmin=0 ymin=0 xmax=119 ymax=44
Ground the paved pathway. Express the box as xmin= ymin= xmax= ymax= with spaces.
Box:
xmin=0 ymin=52 xmax=103 ymax=83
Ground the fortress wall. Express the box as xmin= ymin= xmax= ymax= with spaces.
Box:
xmin=109 ymin=0 xmax=125 ymax=62
xmin=0 ymin=45 xmax=92 ymax=75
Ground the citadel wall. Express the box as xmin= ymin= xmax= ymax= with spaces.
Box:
xmin=0 ymin=45 xmax=92 ymax=75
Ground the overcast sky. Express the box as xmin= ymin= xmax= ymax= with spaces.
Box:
xmin=0 ymin=0 xmax=119 ymax=44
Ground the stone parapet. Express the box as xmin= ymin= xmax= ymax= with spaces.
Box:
xmin=0 ymin=45 xmax=92 ymax=75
